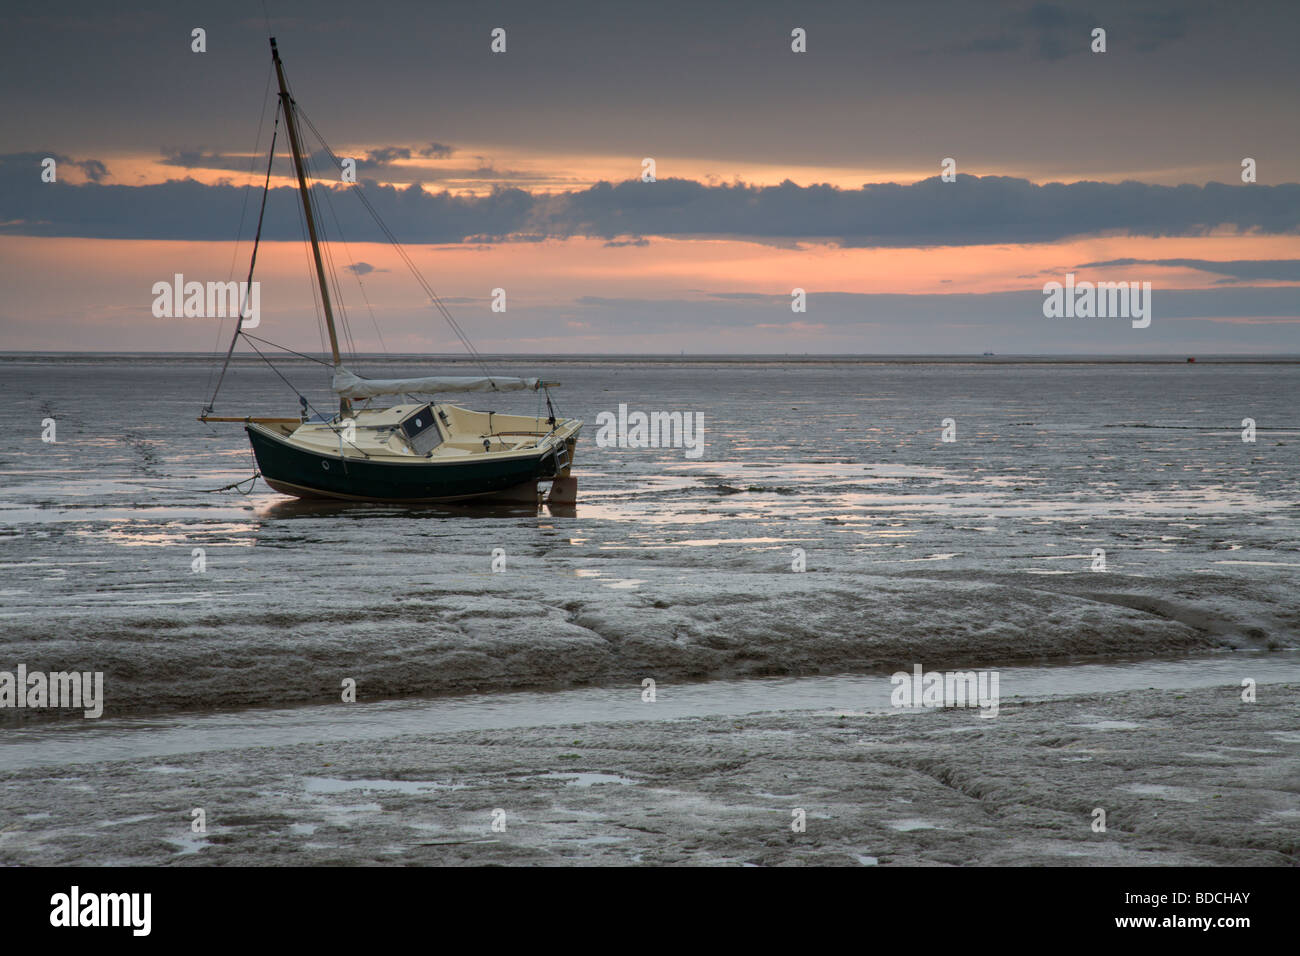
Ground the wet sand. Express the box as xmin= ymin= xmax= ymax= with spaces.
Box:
xmin=6 ymin=358 xmax=1299 ymax=718
xmin=2 ymin=682 xmax=1295 ymax=866
xmin=4 ymin=359 xmax=1297 ymax=866
xmin=4 ymin=545 xmax=1293 ymax=720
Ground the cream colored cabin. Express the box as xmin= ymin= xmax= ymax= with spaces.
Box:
xmin=257 ymin=403 xmax=579 ymax=468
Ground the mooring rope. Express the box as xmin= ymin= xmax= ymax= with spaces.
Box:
xmin=196 ymin=472 xmax=262 ymax=494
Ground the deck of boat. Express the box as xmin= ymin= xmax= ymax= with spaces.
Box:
xmin=259 ymin=403 xmax=578 ymax=466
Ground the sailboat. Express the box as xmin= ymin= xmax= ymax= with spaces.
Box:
xmin=200 ymin=38 xmax=581 ymax=504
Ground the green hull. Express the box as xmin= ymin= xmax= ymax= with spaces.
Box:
xmin=246 ymin=424 xmax=568 ymax=502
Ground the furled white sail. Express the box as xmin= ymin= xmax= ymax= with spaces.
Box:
xmin=332 ymin=366 xmax=541 ymax=399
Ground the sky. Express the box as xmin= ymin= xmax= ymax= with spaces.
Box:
xmin=1 ymin=0 xmax=1297 ymax=354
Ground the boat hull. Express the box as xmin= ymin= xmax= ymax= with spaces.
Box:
xmin=246 ymin=423 xmax=572 ymax=502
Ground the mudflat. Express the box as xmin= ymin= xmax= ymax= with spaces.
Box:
xmin=3 ymin=683 xmax=1294 ymax=866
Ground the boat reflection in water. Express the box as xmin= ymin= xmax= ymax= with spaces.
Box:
xmin=255 ymin=492 xmax=577 ymax=522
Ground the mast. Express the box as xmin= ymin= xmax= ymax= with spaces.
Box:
xmin=270 ymin=37 xmax=351 ymax=418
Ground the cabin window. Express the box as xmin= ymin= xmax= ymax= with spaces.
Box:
xmin=400 ymin=405 xmax=443 ymax=455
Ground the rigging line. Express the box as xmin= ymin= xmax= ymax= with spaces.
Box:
xmin=225 ymin=58 xmax=276 ymax=285
xmin=313 ymin=188 xmax=380 ymax=367
xmin=289 ymin=148 xmax=329 ymax=360
xmin=321 ymin=151 xmax=392 ymax=363
xmin=319 ymin=204 xmax=361 ymax=364
xmin=317 ymin=195 xmax=361 ymax=364
xmin=350 ymin=257 xmax=389 ymax=360
xmin=355 ymin=188 xmax=488 ymax=371
xmin=293 ymin=107 xmax=497 ymax=381
xmin=542 ymin=386 xmax=561 ymax=437
xmin=353 ymin=181 xmax=489 ymax=374
xmin=242 ymin=337 xmax=371 ymax=458
xmin=545 ymin=382 xmax=565 ymax=417
xmin=203 ymin=105 xmax=282 ymax=416
xmin=239 ymin=332 xmax=333 ymax=365
xmin=284 ymin=64 xmax=488 ymax=381
xmin=300 ymin=139 xmax=361 ymax=366
xmin=242 ymin=335 xmax=318 ymax=412
xmin=279 ymin=71 xmax=338 ymax=364
xmin=301 ymin=146 xmax=338 ymax=313
xmin=289 ymin=70 xmax=489 ymax=381
xmin=306 ymin=132 xmax=389 ymax=363
xmin=203 ymin=58 xmax=276 ymax=407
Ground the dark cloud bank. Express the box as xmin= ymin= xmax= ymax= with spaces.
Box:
xmin=3 ymin=156 xmax=1297 ymax=248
